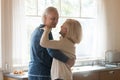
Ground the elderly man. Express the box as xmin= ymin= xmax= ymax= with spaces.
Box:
xmin=28 ymin=7 xmax=74 ymax=80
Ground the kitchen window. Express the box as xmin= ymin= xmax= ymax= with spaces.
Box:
xmin=12 ymin=0 xmax=106 ymax=68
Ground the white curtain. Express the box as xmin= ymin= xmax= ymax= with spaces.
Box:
xmin=12 ymin=0 xmax=28 ymax=68
xmin=1 ymin=0 xmax=13 ymax=68
xmin=95 ymin=0 xmax=107 ymax=58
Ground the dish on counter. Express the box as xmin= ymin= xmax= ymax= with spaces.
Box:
xmin=10 ymin=70 xmax=25 ymax=76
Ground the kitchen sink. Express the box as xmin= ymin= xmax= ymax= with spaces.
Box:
xmin=72 ymin=64 xmax=120 ymax=73
xmin=72 ymin=65 xmax=106 ymax=72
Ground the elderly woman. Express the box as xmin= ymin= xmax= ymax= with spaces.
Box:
xmin=40 ymin=19 xmax=82 ymax=80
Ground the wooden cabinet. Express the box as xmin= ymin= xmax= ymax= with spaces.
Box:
xmin=115 ymin=70 xmax=120 ymax=80
xmin=3 ymin=73 xmax=28 ymax=80
xmin=4 ymin=76 xmax=28 ymax=80
xmin=99 ymin=69 xmax=118 ymax=80
xmin=73 ymin=69 xmax=120 ymax=80
xmin=99 ymin=69 xmax=120 ymax=80
xmin=73 ymin=71 xmax=99 ymax=80
xmin=4 ymin=76 xmax=17 ymax=80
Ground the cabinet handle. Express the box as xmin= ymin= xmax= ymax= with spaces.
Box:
xmin=109 ymin=71 xmax=114 ymax=74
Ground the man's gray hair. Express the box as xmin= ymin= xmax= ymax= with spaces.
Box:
xmin=42 ymin=6 xmax=58 ymax=23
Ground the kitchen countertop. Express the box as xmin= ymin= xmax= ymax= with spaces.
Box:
xmin=4 ymin=65 xmax=120 ymax=79
xmin=72 ymin=65 xmax=120 ymax=73
xmin=4 ymin=72 xmax=28 ymax=80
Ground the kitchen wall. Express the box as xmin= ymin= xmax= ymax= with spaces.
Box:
xmin=1 ymin=0 xmax=12 ymax=79
xmin=104 ymin=0 xmax=120 ymax=50
xmin=1 ymin=0 xmax=13 ymax=67
xmin=0 ymin=0 xmax=3 ymax=79
xmin=0 ymin=71 xmax=3 ymax=80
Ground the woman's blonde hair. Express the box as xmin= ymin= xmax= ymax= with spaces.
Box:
xmin=42 ymin=6 xmax=58 ymax=23
xmin=65 ymin=19 xmax=82 ymax=44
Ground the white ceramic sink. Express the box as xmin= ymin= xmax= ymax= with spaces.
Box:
xmin=72 ymin=65 xmax=106 ymax=72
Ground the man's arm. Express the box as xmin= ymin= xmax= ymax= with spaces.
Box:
xmin=47 ymin=48 xmax=75 ymax=67
xmin=47 ymin=48 xmax=68 ymax=63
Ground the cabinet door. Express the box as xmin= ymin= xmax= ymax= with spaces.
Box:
xmin=4 ymin=76 xmax=28 ymax=80
xmin=115 ymin=70 xmax=120 ymax=80
xmin=99 ymin=70 xmax=117 ymax=80
xmin=73 ymin=71 xmax=99 ymax=80
xmin=4 ymin=76 xmax=17 ymax=80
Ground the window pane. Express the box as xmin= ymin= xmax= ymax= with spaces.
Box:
xmin=61 ymin=0 xmax=80 ymax=17
xmin=81 ymin=0 xmax=97 ymax=18
xmin=25 ymin=0 xmax=37 ymax=15
xmin=38 ymin=0 xmax=60 ymax=16
xmin=53 ymin=18 xmax=102 ymax=59
xmin=23 ymin=0 xmax=104 ymax=65
xmin=75 ymin=19 xmax=98 ymax=59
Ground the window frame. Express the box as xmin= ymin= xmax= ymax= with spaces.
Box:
xmin=24 ymin=0 xmax=100 ymax=60
xmin=12 ymin=0 xmax=105 ymax=68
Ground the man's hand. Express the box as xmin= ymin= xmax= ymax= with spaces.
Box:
xmin=66 ymin=58 xmax=75 ymax=67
